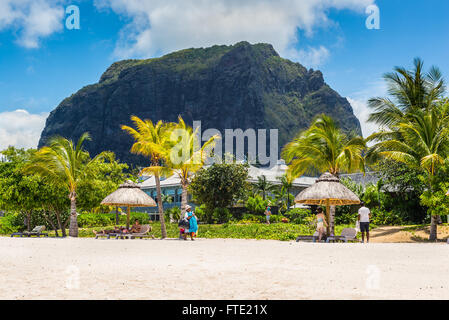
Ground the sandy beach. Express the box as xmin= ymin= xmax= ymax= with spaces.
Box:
xmin=1 ymin=237 xmax=448 ymax=300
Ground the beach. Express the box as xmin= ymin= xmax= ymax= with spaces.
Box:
xmin=1 ymin=237 xmax=448 ymax=300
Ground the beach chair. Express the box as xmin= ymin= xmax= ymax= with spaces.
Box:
xmin=296 ymin=231 xmax=327 ymax=243
xmin=11 ymin=226 xmax=48 ymax=238
xmin=326 ymin=228 xmax=359 ymax=243
xmin=115 ymin=225 xmax=155 ymax=239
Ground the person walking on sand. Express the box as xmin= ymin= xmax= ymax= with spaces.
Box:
xmin=315 ymin=207 xmax=328 ymax=242
xmin=264 ymin=206 xmax=272 ymax=224
xmin=185 ymin=205 xmax=198 ymax=241
xmin=358 ymin=201 xmax=371 ymax=243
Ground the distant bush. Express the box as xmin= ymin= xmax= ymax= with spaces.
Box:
xmin=370 ymin=208 xmax=403 ymax=226
xmin=0 ymin=212 xmax=21 ymax=234
xmin=245 ymin=196 xmax=268 ymax=215
xmin=213 ymin=207 xmax=231 ymax=224
xmin=165 ymin=207 xmax=181 ymax=223
xmin=284 ymin=208 xmax=312 ymax=224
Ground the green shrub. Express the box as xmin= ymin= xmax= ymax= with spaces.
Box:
xmin=213 ymin=207 xmax=231 ymax=224
xmin=284 ymin=208 xmax=312 ymax=224
xmin=165 ymin=206 xmax=181 ymax=223
xmin=370 ymin=208 xmax=403 ymax=226
xmin=195 ymin=204 xmax=214 ymax=224
xmin=240 ymin=214 xmax=265 ymax=223
xmin=77 ymin=212 xmax=150 ymax=227
xmin=245 ymin=196 xmax=268 ymax=215
xmin=0 ymin=213 xmax=21 ymax=234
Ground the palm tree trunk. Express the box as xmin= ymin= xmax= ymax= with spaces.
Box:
xmin=26 ymin=211 xmax=31 ymax=231
xmin=55 ymin=210 xmax=66 ymax=237
xmin=330 ymin=205 xmax=336 ymax=236
xmin=429 ymin=215 xmax=439 ymax=241
xmin=69 ymin=192 xmax=78 ymax=237
xmin=181 ymin=181 xmax=188 ymax=215
xmin=155 ymin=173 xmax=167 ymax=239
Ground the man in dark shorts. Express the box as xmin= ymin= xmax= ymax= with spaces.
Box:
xmin=358 ymin=201 xmax=371 ymax=243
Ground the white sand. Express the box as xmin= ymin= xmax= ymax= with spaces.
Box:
xmin=1 ymin=237 xmax=448 ymax=300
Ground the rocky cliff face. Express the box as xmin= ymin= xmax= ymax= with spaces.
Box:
xmin=38 ymin=41 xmax=361 ymax=166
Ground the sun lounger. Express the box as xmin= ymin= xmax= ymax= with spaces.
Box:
xmin=11 ymin=226 xmax=48 ymax=238
xmin=114 ymin=225 xmax=155 ymax=239
xmin=326 ymin=228 xmax=360 ymax=243
xmin=296 ymin=231 xmax=327 ymax=243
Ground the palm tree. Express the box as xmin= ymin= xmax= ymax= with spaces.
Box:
xmin=24 ymin=133 xmax=100 ymax=237
xmin=166 ymin=116 xmax=218 ymax=215
xmin=367 ymin=100 xmax=449 ymax=240
xmin=368 ymin=58 xmax=445 ymax=128
xmin=279 ymin=173 xmax=294 ymax=211
xmin=282 ymin=114 xmax=366 ymax=234
xmin=254 ymin=175 xmax=275 ymax=201
xmin=122 ymin=116 xmax=174 ymax=239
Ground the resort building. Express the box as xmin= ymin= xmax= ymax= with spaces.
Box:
xmin=138 ymin=160 xmax=316 ymax=215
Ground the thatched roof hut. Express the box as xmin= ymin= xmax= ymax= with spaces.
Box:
xmin=295 ymin=172 xmax=360 ymax=206
xmin=101 ymin=180 xmax=156 ymax=228
xmin=295 ymin=172 xmax=360 ymax=236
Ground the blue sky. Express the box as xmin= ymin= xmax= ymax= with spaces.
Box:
xmin=0 ymin=0 xmax=448 ymax=149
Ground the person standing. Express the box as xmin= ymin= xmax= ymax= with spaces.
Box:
xmin=315 ymin=207 xmax=328 ymax=242
xmin=358 ymin=201 xmax=371 ymax=243
xmin=185 ymin=205 xmax=198 ymax=241
xmin=264 ymin=206 xmax=272 ymax=224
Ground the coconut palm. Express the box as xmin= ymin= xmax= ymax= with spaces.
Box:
xmin=121 ymin=116 xmax=174 ymax=239
xmin=254 ymin=175 xmax=276 ymax=201
xmin=278 ymin=173 xmax=294 ymax=211
xmin=282 ymin=114 xmax=366 ymax=234
xmin=24 ymin=133 xmax=100 ymax=237
xmin=166 ymin=116 xmax=218 ymax=215
xmin=367 ymin=100 xmax=449 ymax=240
xmin=368 ymin=58 xmax=445 ymax=128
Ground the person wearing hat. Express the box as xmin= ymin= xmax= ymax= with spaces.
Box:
xmin=358 ymin=201 xmax=371 ymax=243
xmin=185 ymin=205 xmax=198 ymax=241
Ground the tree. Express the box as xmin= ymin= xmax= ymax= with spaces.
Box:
xmin=367 ymin=100 xmax=449 ymax=240
xmin=166 ymin=116 xmax=218 ymax=215
xmin=77 ymin=151 xmax=129 ymax=213
xmin=122 ymin=116 xmax=174 ymax=239
xmin=278 ymin=174 xmax=294 ymax=212
xmin=24 ymin=133 xmax=102 ymax=237
xmin=188 ymin=162 xmax=249 ymax=213
xmin=368 ymin=58 xmax=445 ymax=128
xmin=254 ymin=175 xmax=276 ymax=201
xmin=282 ymin=114 xmax=366 ymax=234
xmin=0 ymin=147 xmax=71 ymax=236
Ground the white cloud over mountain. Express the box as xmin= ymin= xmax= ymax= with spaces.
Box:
xmin=0 ymin=0 xmax=64 ymax=48
xmin=0 ymin=109 xmax=48 ymax=150
xmin=94 ymin=0 xmax=374 ymax=67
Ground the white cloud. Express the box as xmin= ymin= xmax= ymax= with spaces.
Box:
xmin=95 ymin=0 xmax=375 ymax=67
xmin=0 ymin=109 xmax=49 ymax=150
xmin=0 ymin=0 xmax=64 ymax=48
xmin=347 ymin=80 xmax=387 ymax=138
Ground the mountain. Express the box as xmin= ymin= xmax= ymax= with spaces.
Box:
xmin=38 ymin=41 xmax=362 ymax=166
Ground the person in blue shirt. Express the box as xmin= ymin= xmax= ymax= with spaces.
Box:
xmin=185 ymin=205 xmax=198 ymax=241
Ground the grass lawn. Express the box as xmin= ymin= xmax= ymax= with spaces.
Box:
xmin=41 ymin=222 xmax=361 ymax=241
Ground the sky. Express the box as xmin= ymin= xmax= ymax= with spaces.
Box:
xmin=0 ymin=0 xmax=448 ymax=150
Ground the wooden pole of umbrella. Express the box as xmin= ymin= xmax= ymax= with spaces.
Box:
xmin=295 ymin=172 xmax=361 ymax=236
xmin=101 ymin=180 xmax=157 ymax=229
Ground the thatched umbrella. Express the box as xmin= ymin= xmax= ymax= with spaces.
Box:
xmin=295 ymin=172 xmax=360 ymax=235
xmin=101 ymin=180 xmax=156 ymax=229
